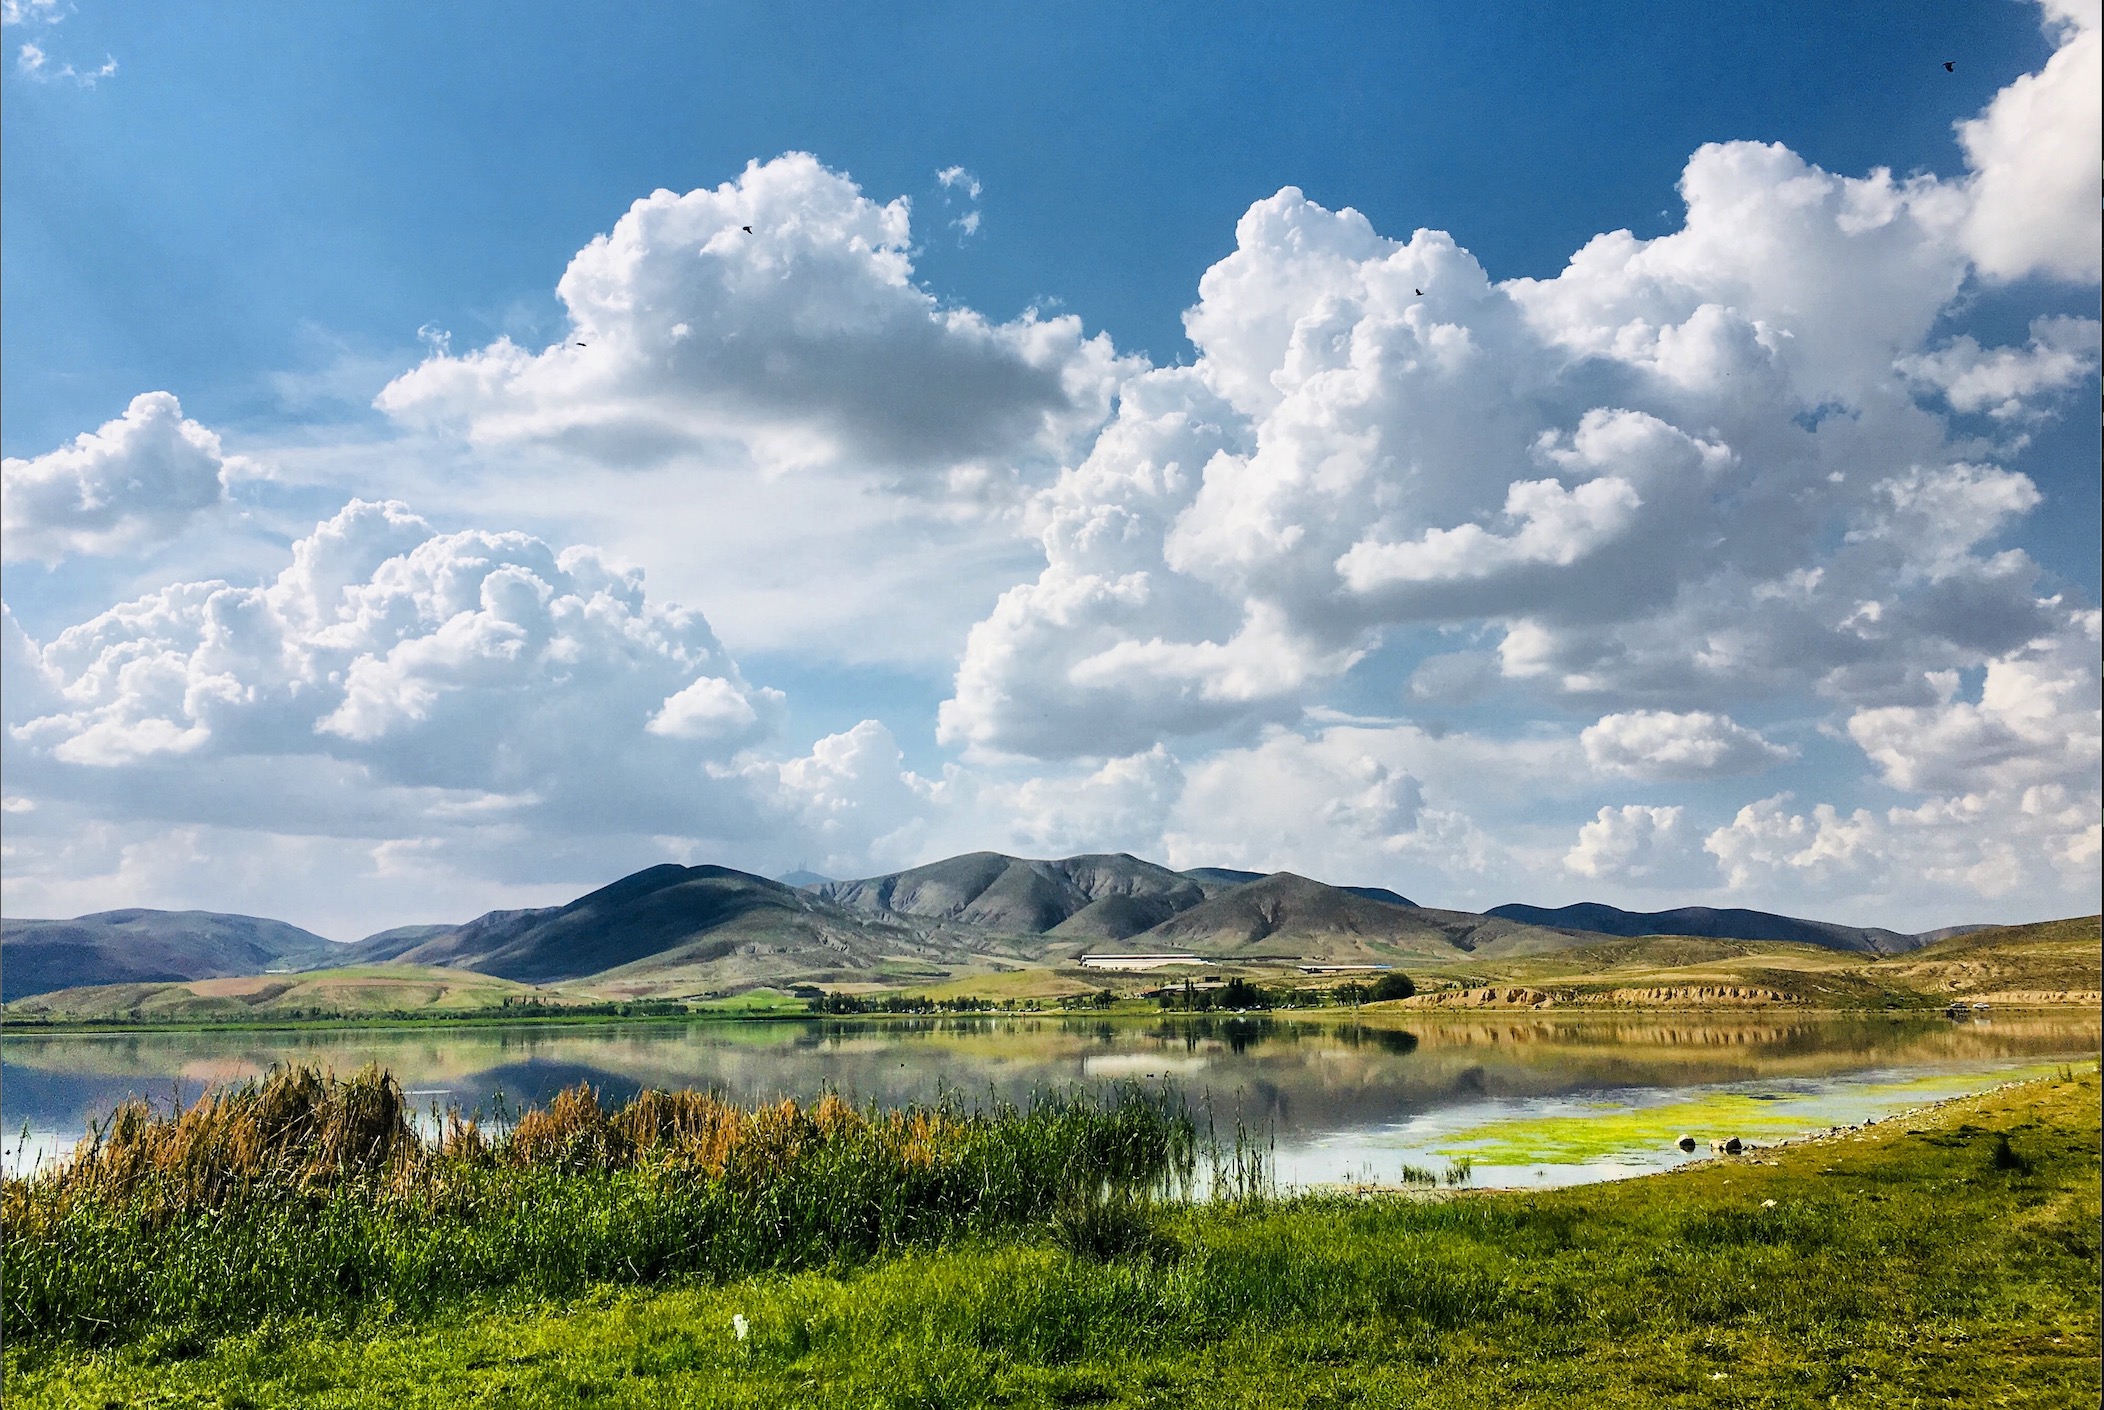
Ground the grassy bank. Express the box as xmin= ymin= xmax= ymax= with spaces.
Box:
xmin=4 ymin=1069 xmax=2096 ymax=1407
xmin=2 ymin=1067 xmax=1196 ymax=1351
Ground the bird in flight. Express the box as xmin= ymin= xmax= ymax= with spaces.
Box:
xmin=741 ymin=225 xmax=753 ymax=233
xmin=575 ymin=342 xmax=588 ymax=348
xmin=1414 ymin=288 xmax=1425 ymax=297
xmin=1943 ymin=61 xmax=1955 ymax=72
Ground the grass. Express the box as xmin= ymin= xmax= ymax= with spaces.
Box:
xmin=3 ymin=1067 xmax=2096 ymax=1407
xmin=1 ymin=966 xmax=558 ymax=1024
xmin=1 ymin=1065 xmax=1196 ymax=1351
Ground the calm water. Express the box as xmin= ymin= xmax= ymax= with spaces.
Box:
xmin=4 ymin=1011 xmax=2096 ymax=1188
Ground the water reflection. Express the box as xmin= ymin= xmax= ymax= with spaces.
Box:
xmin=4 ymin=1011 xmax=2095 ymax=1185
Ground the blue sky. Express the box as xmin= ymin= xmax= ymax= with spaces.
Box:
xmin=3 ymin=0 xmax=2098 ymax=937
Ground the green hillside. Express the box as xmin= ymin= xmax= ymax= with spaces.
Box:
xmin=1395 ymin=916 xmax=2101 ymax=1010
xmin=2 ymin=966 xmax=556 ymax=1023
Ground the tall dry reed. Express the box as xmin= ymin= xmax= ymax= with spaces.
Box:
xmin=2 ymin=1064 xmax=1195 ymax=1347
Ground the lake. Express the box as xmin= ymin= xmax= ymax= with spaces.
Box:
xmin=4 ymin=1010 xmax=2096 ymax=1188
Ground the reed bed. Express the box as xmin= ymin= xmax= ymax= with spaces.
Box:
xmin=2 ymin=1064 xmax=1195 ymax=1347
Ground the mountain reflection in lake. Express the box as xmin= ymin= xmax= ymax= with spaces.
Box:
xmin=5 ymin=1012 xmax=2096 ymax=1186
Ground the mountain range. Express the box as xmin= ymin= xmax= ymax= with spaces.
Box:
xmin=2 ymin=851 xmax=1974 ymax=1003
xmin=0 ymin=910 xmax=339 ymax=1003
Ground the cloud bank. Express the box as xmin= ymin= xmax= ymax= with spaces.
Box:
xmin=3 ymin=2 xmax=2096 ymax=932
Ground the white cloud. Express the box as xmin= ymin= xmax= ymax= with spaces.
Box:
xmin=1564 ymin=805 xmax=1714 ymax=886
xmin=2 ymin=393 xmax=246 ymax=562
xmin=14 ymin=39 xmax=113 ymax=86
xmin=1582 ymin=710 xmax=1794 ymax=780
xmin=993 ymin=745 xmax=1184 ymax=859
xmin=1704 ymin=794 xmax=1884 ymax=893
xmin=753 ymin=719 xmax=937 ymax=875
xmin=1703 ymin=609 xmax=2100 ymax=902
xmin=939 ymin=109 xmax=2086 ymax=758
xmin=2 ymin=1 xmax=65 ymax=21
xmin=936 ymin=165 xmax=984 ymax=238
xmin=1958 ymin=0 xmax=2102 ymax=283
xmin=1846 ymin=613 xmax=2100 ymax=800
xmin=1153 ymin=722 xmax=1576 ymax=901
xmin=376 ymin=153 xmax=1128 ymax=485
xmin=5 ymin=499 xmax=786 ymax=840
xmin=936 ymin=166 xmax=982 ymax=200
xmin=1896 ymin=315 xmax=2102 ymax=421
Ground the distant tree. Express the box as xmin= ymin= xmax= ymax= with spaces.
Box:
xmin=1370 ymin=971 xmax=1416 ymax=1002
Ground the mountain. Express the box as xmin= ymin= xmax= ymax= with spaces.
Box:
xmin=1132 ymin=873 xmax=1567 ymax=963
xmin=0 ymin=910 xmax=342 ymax=1002
xmin=1182 ymin=869 xmax=1417 ymax=908
xmin=1180 ymin=867 xmax=1267 ymax=888
xmin=388 ymin=863 xmax=976 ymax=992
xmin=342 ymin=924 xmax=460 ymax=964
xmin=1484 ymin=902 xmax=1926 ymax=955
xmin=1342 ymin=885 xmax=1417 ymax=908
xmin=819 ymin=852 xmax=1222 ymax=942
xmin=776 ymin=869 xmax=833 ymax=888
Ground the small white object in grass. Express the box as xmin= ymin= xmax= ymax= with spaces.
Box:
xmin=732 ymin=1313 xmax=749 ymax=1341
xmin=1761 ymin=1198 xmax=1777 ymax=1208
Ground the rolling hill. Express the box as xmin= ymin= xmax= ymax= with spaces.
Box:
xmin=818 ymin=852 xmax=1221 ymax=942
xmin=3 ymin=965 xmax=552 ymax=1023
xmin=1133 ymin=872 xmax=1571 ymax=963
xmin=1485 ymin=901 xmax=1928 ymax=954
xmin=0 ymin=910 xmax=345 ymax=1002
xmin=382 ymin=863 xmax=1017 ymax=995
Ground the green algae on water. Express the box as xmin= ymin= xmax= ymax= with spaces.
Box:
xmin=1426 ymin=1061 xmax=2075 ymax=1166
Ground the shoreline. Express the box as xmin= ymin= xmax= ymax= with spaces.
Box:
xmin=6 ymin=995 xmax=2101 ymax=1038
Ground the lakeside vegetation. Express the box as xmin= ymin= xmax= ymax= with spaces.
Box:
xmin=2 ymin=1066 xmax=1197 ymax=1350
xmin=5 ymin=1066 xmax=2095 ymax=1406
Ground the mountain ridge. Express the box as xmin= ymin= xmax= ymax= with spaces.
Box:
xmin=0 ymin=910 xmax=344 ymax=1002
xmin=4 ymin=854 xmax=1992 ymax=1000
xmin=1484 ymin=901 xmax=1929 ymax=955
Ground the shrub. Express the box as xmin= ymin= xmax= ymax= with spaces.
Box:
xmin=1370 ymin=971 xmax=1416 ymax=1002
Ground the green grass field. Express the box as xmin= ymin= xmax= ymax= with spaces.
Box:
xmin=6 ymin=1067 xmax=2096 ymax=1408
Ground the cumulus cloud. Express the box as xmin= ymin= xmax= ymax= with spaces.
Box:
xmin=751 ymin=719 xmax=938 ymax=875
xmin=1704 ymin=794 xmax=1884 ymax=893
xmin=1896 ymin=315 xmax=2102 ymax=421
xmin=1957 ymin=0 xmax=2102 ymax=282
xmin=1564 ymin=805 xmax=1714 ymax=886
xmin=376 ymin=153 xmax=1129 ymax=485
xmin=5 ymin=500 xmax=786 ymax=841
xmin=1703 ymin=609 xmax=2099 ymax=901
xmin=2 ymin=392 xmax=247 ymax=561
xmin=1582 ymin=710 xmax=1794 ymax=780
xmin=1147 ymin=721 xmax=1586 ymax=901
xmin=940 ymin=102 xmax=2089 ymax=758
xmin=1847 ymin=612 xmax=2100 ymax=803
xmin=994 ymin=745 xmax=1184 ymax=858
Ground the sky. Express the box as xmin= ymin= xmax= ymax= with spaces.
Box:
xmin=2 ymin=0 xmax=2098 ymax=939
